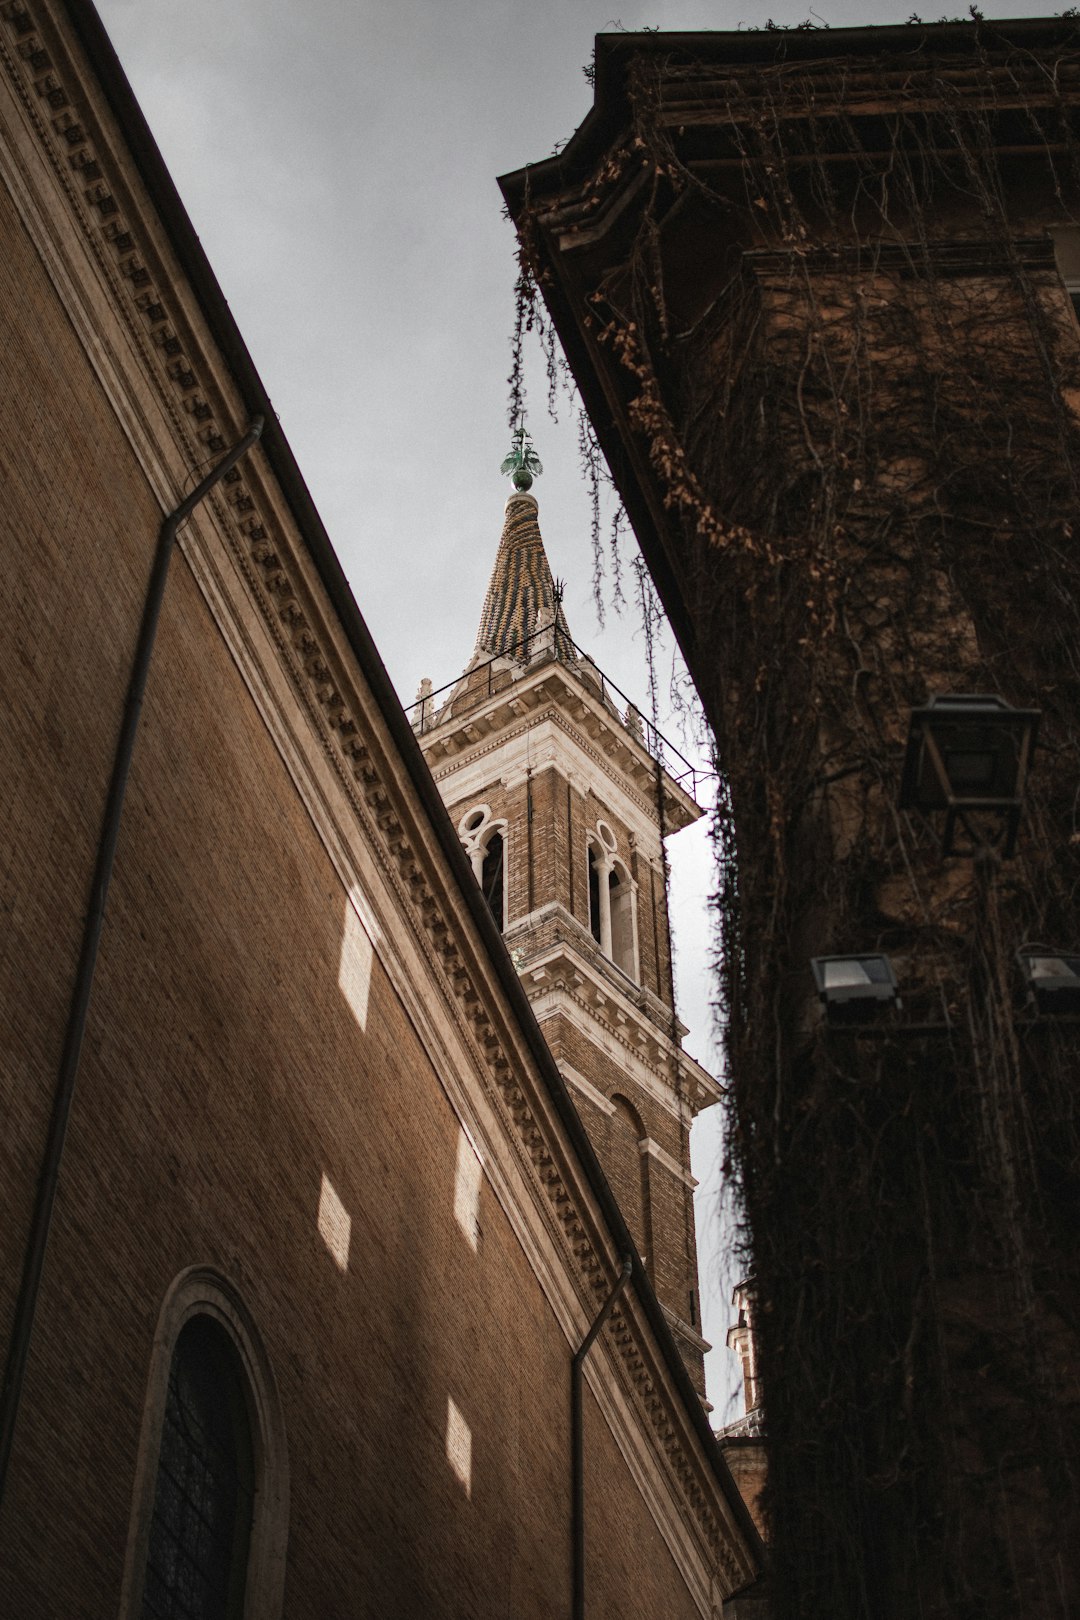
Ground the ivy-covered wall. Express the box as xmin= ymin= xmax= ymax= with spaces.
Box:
xmin=504 ymin=20 xmax=1080 ymax=1619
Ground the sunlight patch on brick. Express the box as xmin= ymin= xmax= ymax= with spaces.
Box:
xmin=318 ymin=1172 xmax=351 ymax=1273
xmin=453 ymin=1126 xmax=483 ymax=1252
xmin=445 ymin=1395 xmax=472 ymax=1498
xmin=338 ymin=890 xmax=373 ymax=1031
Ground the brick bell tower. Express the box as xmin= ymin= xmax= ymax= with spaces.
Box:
xmin=413 ymin=436 xmax=721 ymax=1392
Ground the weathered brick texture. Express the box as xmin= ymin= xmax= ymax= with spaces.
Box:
xmin=0 ymin=15 xmax=750 ymax=1611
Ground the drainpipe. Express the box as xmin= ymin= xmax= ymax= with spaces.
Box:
xmin=0 ymin=419 xmax=264 ymax=1513
xmin=572 ymin=1254 xmax=633 ymax=1620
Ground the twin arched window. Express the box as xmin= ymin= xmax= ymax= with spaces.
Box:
xmin=458 ymin=805 xmax=507 ymax=931
xmin=587 ymin=822 xmax=638 ymax=981
xmin=480 ymin=832 xmax=505 ymax=929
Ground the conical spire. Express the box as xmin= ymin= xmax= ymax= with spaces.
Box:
xmin=473 ymin=491 xmax=576 ymax=665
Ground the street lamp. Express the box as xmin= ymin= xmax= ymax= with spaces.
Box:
xmin=1016 ymin=945 xmax=1080 ymax=1014
xmin=899 ymin=694 xmax=1040 ymax=857
xmin=811 ymin=954 xmax=901 ymax=1023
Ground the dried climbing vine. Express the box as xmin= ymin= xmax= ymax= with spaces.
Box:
xmin=509 ymin=210 xmax=630 ymax=622
xmin=512 ymin=20 xmax=1080 ymax=1620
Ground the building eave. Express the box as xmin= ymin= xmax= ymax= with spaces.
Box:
xmin=516 ymin=932 xmax=723 ymax=1117
xmin=502 ymin=19 xmax=1080 ymax=211
xmin=507 ymin=16 xmax=1080 ymax=207
xmin=498 ymin=15 xmax=1080 ymax=682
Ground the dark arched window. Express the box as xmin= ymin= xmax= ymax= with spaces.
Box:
xmin=481 ymin=831 xmax=504 ymax=930
xmin=142 ymin=1316 xmax=255 ymax=1620
xmin=610 ymin=1093 xmax=652 ymax=1271
xmin=588 ymin=845 xmax=602 ymax=945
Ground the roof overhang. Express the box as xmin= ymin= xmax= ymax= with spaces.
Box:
xmin=497 ymin=16 xmax=1080 ymax=675
xmin=421 ymin=656 xmax=703 ymax=833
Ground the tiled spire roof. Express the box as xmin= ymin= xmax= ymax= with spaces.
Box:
xmin=473 ymin=493 xmax=576 ymax=665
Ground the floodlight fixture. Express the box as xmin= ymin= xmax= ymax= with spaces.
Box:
xmin=899 ymin=694 xmax=1040 ymax=857
xmin=811 ymin=953 xmax=901 ymax=1023
xmin=1016 ymin=945 xmax=1080 ymax=1015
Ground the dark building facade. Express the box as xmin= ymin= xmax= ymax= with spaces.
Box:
xmin=502 ymin=19 xmax=1080 ymax=1620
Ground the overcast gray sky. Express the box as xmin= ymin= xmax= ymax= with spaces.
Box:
xmin=93 ymin=0 xmax=1061 ymax=1415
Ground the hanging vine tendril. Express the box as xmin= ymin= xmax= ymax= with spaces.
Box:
xmin=510 ymin=233 xmax=631 ymax=622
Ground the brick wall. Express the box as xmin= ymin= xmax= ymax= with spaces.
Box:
xmin=0 ymin=131 xmax=717 ymax=1616
xmin=547 ymin=1014 xmax=705 ymax=1391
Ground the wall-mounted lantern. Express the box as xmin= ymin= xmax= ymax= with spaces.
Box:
xmin=811 ymin=954 xmax=901 ymax=1023
xmin=1016 ymin=945 xmax=1080 ymax=1014
xmin=899 ymin=694 xmax=1040 ymax=858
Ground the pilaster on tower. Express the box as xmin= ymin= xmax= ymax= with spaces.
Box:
xmin=417 ymin=455 xmax=721 ymax=1393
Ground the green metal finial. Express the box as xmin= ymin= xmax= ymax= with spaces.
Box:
xmin=500 ymin=425 xmax=543 ymax=492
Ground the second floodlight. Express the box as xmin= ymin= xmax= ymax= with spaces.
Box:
xmin=812 ymin=954 xmax=900 ymax=1023
xmin=1017 ymin=946 xmax=1080 ymax=1014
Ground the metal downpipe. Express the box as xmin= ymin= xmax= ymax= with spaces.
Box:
xmin=572 ymin=1254 xmax=633 ymax=1620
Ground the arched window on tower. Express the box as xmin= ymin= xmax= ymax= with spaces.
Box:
xmin=587 ymin=827 xmax=638 ymax=983
xmin=481 ymin=830 xmax=504 ymax=931
xmin=141 ymin=1315 xmax=254 ymax=1620
xmin=609 ymin=862 xmax=637 ymax=980
xmin=588 ymin=843 xmax=603 ymax=947
xmin=610 ymin=1093 xmax=653 ymax=1273
xmin=457 ymin=805 xmax=508 ymax=932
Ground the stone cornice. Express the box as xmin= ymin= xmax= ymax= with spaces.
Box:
xmin=430 ymin=712 xmax=671 ymax=860
xmin=517 ymin=937 xmax=722 ymax=1117
xmin=642 ymin=1136 xmax=700 ymax=1191
xmin=558 ymin=1059 xmax=617 ymax=1117
xmin=0 ymin=2 xmax=757 ymax=1598
xmin=421 ymin=656 xmax=702 ymax=836
xmin=506 ymin=899 xmax=679 ymax=1034
xmin=662 ymin=1302 xmax=711 ymax=1357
